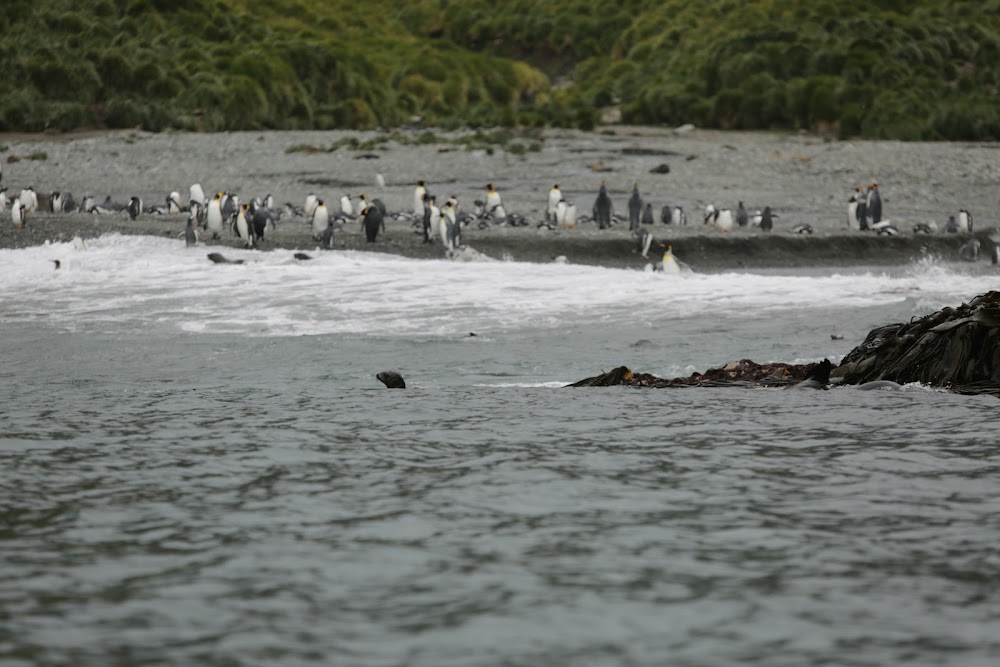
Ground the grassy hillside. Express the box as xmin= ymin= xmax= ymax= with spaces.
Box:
xmin=2 ymin=0 xmax=999 ymax=140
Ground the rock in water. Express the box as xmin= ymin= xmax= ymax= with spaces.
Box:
xmin=833 ymin=291 xmax=1000 ymax=390
xmin=376 ymin=371 xmax=406 ymax=388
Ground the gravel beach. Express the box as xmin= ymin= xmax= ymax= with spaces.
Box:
xmin=2 ymin=126 xmax=997 ymax=269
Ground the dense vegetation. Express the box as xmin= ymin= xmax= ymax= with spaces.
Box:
xmin=2 ymin=0 xmax=999 ymax=140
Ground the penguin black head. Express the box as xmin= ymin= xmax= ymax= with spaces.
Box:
xmin=317 ymin=198 xmax=324 ymax=206
xmin=52 ymin=260 xmax=61 ymax=269
xmin=417 ymin=180 xmax=425 ymax=187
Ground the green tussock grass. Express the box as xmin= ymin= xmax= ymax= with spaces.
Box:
xmin=1 ymin=0 xmax=999 ymax=140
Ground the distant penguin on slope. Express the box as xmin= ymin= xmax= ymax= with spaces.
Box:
xmin=11 ymin=198 xmax=25 ymax=228
xmin=671 ymin=206 xmax=686 ymax=226
xmin=49 ymin=191 xmax=63 ymax=213
xmin=312 ymin=199 xmax=329 ymax=240
xmin=0 ymin=187 xmax=8 ymax=210
xmin=715 ymin=208 xmax=734 ymax=232
xmin=760 ymin=206 xmax=775 ymax=232
xmin=189 ymin=183 xmax=206 ymax=210
xmin=321 ymin=219 xmax=335 ymax=249
xmin=627 ymin=183 xmax=643 ymax=231
xmin=128 ymin=196 xmax=142 ymax=221
xmin=547 ymin=184 xmax=562 ymax=223
xmin=847 ymin=192 xmax=859 ymax=229
xmin=205 ymin=192 xmax=224 ymax=239
xmin=362 ymin=204 xmax=384 ymax=242
xmin=340 ymin=194 xmax=353 ymax=217
xmin=413 ymin=180 xmax=427 ymax=217
xmin=19 ymin=187 xmax=38 ymax=213
xmin=167 ymin=191 xmax=183 ymax=214
xmin=641 ymin=202 xmax=654 ymax=226
xmin=252 ymin=207 xmax=273 ymax=243
xmin=736 ymin=201 xmax=749 ymax=227
xmin=485 ymin=183 xmax=502 ymax=214
xmin=235 ymin=203 xmax=254 ymax=247
xmin=855 ymin=186 xmax=868 ymax=230
xmin=593 ymin=182 xmax=612 ymax=230
xmin=304 ymin=193 xmax=318 ymax=222
xmin=867 ymin=182 xmax=882 ymax=225
xmin=185 ymin=213 xmax=198 ymax=247
xmin=958 ymin=209 xmax=973 ymax=233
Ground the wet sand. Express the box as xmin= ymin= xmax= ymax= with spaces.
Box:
xmin=2 ymin=127 xmax=997 ymax=269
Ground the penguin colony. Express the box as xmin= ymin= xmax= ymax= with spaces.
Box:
xmin=1 ymin=164 xmax=992 ymax=263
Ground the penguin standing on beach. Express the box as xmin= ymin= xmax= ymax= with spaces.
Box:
xmin=414 ymin=180 xmax=427 ymax=217
xmin=11 ymin=198 xmax=25 ymax=229
xmin=867 ymin=182 xmax=882 ymax=225
xmin=312 ymin=199 xmax=329 ymax=240
xmin=304 ymin=193 xmax=318 ymax=223
xmin=362 ymin=204 xmax=384 ymax=242
xmin=641 ymin=203 xmax=654 ymax=226
xmin=252 ymin=207 xmax=273 ymax=243
xmin=547 ymin=184 xmax=562 ymax=223
xmin=167 ymin=191 xmax=183 ymax=214
xmin=185 ymin=210 xmax=198 ymax=247
xmin=128 ymin=196 xmax=142 ymax=221
xmin=421 ymin=193 xmax=432 ymax=243
xmin=49 ymin=191 xmax=63 ymax=213
xmin=958 ymin=209 xmax=973 ymax=233
xmin=759 ymin=206 xmax=775 ymax=232
xmin=340 ymin=194 xmax=353 ymax=217
xmin=627 ymin=183 xmax=643 ymax=231
xmin=854 ymin=186 xmax=868 ymax=230
xmin=485 ymin=183 xmax=503 ymax=216
xmin=847 ymin=192 xmax=859 ymax=229
xmin=0 ymin=187 xmax=8 ymax=210
xmin=235 ymin=203 xmax=254 ymax=247
xmin=321 ymin=218 xmax=335 ymax=249
xmin=736 ymin=201 xmax=749 ymax=228
xmin=593 ymin=182 xmax=613 ymax=230
xmin=19 ymin=187 xmax=38 ymax=213
xmin=189 ymin=183 xmax=206 ymax=210
xmin=443 ymin=199 xmax=459 ymax=248
xmin=205 ymin=192 xmax=224 ymax=239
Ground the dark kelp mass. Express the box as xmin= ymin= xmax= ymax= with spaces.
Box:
xmin=571 ymin=292 xmax=1000 ymax=396
xmin=2 ymin=1 xmax=999 ymax=139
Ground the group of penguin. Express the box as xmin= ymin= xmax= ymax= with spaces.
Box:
xmin=303 ymin=191 xmax=387 ymax=249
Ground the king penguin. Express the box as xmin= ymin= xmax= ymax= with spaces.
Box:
xmin=414 ymin=180 xmax=427 ymax=218
xmin=547 ymin=184 xmax=562 ymax=223
xmin=855 ymin=186 xmax=868 ymax=230
xmin=205 ymin=192 xmax=224 ymax=239
xmin=312 ymin=199 xmax=329 ymax=240
xmin=641 ymin=202 xmax=654 ymax=226
xmin=321 ymin=218 xmax=335 ymax=249
xmin=235 ymin=203 xmax=253 ymax=247
xmin=659 ymin=246 xmax=681 ymax=275
xmin=362 ymin=204 xmax=384 ymax=242
xmin=485 ymin=183 xmax=503 ymax=214
xmin=340 ymin=194 xmax=353 ymax=217
xmin=736 ymin=201 xmax=749 ymax=227
xmin=304 ymin=193 xmax=318 ymax=222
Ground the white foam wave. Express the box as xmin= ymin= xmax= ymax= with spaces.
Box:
xmin=1 ymin=234 xmax=997 ymax=337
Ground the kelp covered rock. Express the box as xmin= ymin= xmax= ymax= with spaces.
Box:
xmin=833 ymin=291 xmax=1000 ymax=390
xmin=568 ymin=359 xmax=830 ymax=389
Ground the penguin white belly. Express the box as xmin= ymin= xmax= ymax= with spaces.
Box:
xmin=548 ymin=190 xmax=561 ymax=219
xmin=206 ymin=201 xmax=223 ymax=234
xmin=413 ymin=187 xmax=425 ymax=217
xmin=848 ymin=201 xmax=858 ymax=229
xmin=564 ymin=204 xmax=578 ymax=228
xmin=555 ymin=200 xmax=567 ymax=226
xmin=189 ymin=183 xmax=205 ymax=208
xmin=661 ymin=252 xmax=681 ymax=275
xmin=716 ymin=209 xmax=734 ymax=232
xmin=304 ymin=194 xmax=318 ymax=221
xmin=11 ymin=199 xmax=24 ymax=227
xmin=312 ymin=206 xmax=329 ymax=238
xmin=486 ymin=191 xmax=501 ymax=211
xmin=236 ymin=212 xmax=252 ymax=244
xmin=340 ymin=196 xmax=353 ymax=217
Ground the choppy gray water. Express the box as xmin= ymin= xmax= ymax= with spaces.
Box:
xmin=2 ymin=240 xmax=1000 ymax=666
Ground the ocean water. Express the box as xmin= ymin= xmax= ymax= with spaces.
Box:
xmin=2 ymin=235 xmax=1000 ymax=667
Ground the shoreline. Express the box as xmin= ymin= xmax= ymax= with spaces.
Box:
xmin=1 ymin=211 xmax=994 ymax=270
xmin=2 ymin=126 xmax=999 ymax=269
